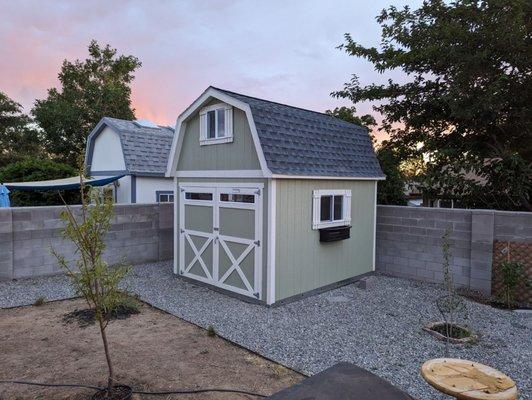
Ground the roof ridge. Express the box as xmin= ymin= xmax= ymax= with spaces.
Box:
xmin=103 ymin=117 xmax=174 ymax=134
xmin=210 ymin=86 xmax=365 ymax=130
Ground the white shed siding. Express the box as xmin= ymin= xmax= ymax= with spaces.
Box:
xmin=90 ymin=126 xmax=126 ymax=171
xmin=135 ymin=177 xmax=174 ymax=203
xmin=115 ymin=175 xmax=132 ymax=204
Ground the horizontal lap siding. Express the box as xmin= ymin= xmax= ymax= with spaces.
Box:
xmin=275 ymin=179 xmax=376 ymax=301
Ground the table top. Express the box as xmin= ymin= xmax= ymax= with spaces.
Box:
xmin=421 ymin=358 xmax=518 ymax=400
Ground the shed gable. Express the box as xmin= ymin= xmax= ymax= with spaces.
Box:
xmin=176 ymin=100 xmax=262 ymax=172
xmin=90 ymin=126 xmax=126 ymax=172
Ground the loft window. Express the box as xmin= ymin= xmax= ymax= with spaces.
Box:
xmin=312 ymin=190 xmax=351 ymax=230
xmin=157 ymin=191 xmax=174 ymax=203
xmin=200 ymin=103 xmax=233 ymax=145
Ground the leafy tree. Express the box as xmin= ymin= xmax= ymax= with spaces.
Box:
xmin=334 ymin=0 xmax=532 ymax=211
xmin=0 ymin=158 xmax=79 ymax=206
xmin=0 ymin=91 xmax=43 ymax=168
xmin=32 ymin=40 xmax=141 ymax=166
xmin=325 ymin=106 xmax=376 ymax=129
xmin=326 ymin=106 xmax=406 ymax=204
xmin=375 ymin=142 xmax=407 ymax=205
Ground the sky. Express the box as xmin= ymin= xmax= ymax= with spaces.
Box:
xmin=0 ymin=0 xmax=420 ymax=140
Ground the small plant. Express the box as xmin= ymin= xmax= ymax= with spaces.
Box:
xmin=33 ymin=297 xmax=45 ymax=306
xmin=51 ymin=169 xmax=130 ymax=397
xmin=435 ymin=226 xmax=467 ymax=356
xmin=207 ymin=325 xmax=217 ymax=337
xmin=499 ymin=260 xmax=525 ymax=308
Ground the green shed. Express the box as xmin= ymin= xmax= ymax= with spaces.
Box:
xmin=166 ymin=87 xmax=385 ymax=305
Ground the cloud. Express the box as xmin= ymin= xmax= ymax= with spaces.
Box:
xmin=0 ymin=0 xmax=420 ymax=141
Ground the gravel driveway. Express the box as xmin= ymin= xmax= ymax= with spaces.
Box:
xmin=1 ymin=262 xmax=530 ymax=399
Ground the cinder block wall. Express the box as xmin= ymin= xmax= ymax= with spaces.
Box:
xmin=0 ymin=203 xmax=173 ymax=280
xmin=376 ymin=206 xmax=532 ymax=294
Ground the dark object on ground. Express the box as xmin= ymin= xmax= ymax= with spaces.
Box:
xmin=266 ymin=362 xmax=414 ymax=399
xmin=63 ymin=303 xmax=140 ymax=328
xmin=92 ymin=384 xmax=132 ymax=400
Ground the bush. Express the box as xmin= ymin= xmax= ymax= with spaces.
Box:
xmin=0 ymin=158 xmax=80 ymax=206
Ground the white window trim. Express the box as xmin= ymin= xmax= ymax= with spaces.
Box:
xmin=312 ymin=189 xmax=351 ymax=230
xmin=199 ymin=103 xmax=233 ymax=146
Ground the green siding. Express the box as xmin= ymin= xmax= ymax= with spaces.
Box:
xmin=175 ymin=178 xmax=269 ymax=298
xmin=177 ymin=105 xmax=261 ymax=171
xmin=275 ymin=179 xmax=376 ymax=301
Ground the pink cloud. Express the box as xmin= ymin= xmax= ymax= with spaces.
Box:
xmin=1 ymin=0 xmax=420 ymax=140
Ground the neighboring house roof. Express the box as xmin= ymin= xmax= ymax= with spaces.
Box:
xmin=86 ymin=117 xmax=175 ymax=177
xmin=167 ymin=87 xmax=385 ymax=179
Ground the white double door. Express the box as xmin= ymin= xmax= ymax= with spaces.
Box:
xmin=179 ymin=183 xmax=262 ymax=299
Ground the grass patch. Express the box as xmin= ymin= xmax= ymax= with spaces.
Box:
xmin=207 ymin=325 xmax=217 ymax=337
xmin=33 ymin=297 xmax=45 ymax=306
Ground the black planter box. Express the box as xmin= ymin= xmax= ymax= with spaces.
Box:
xmin=319 ymin=225 xmax=351 ymax=242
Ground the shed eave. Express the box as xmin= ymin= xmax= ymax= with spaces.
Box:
xmin=270 ymin=174 xmax=386 ymax=181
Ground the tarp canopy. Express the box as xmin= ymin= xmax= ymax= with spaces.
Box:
xmin=0 ymin=184 xmax=10 ymax=208
xmin=3 ymin=175 xmax=124 ymax=191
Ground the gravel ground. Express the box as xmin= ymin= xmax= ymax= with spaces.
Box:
xmin=0 ymin=274 xmax=75 ymax=308
xmin=1 ymin=262 xmax=530 ymax=399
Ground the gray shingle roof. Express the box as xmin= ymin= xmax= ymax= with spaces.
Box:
xmin=101 ymin=117 xmax=175 ymax=176
xmin=215 ymin=87 xmax=384 ymax=178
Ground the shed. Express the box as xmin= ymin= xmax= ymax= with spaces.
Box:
xmin=85 ymin=117 xmax=175 ymax=203
xmin=166 ymin=87 xmax=385 ymax=305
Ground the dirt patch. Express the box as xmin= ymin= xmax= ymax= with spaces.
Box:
xmin=0 ymin=298 xmax=303 ymax=399
xmin=423 ymin=321 xmax=477 ymax=344
xmin=62 ymin=304 xmax=140 ymax=328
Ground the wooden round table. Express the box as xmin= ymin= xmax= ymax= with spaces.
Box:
xmin=421 ymin=358 xmax=518 ymax=400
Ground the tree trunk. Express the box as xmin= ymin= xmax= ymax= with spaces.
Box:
xmin=98 ymin=315 xmax=114 ymax=394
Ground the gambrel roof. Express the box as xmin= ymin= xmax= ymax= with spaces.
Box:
xmin=167 ymin=87 xmax=384 ymax=179
xmin=86 ymin=117 xmax=175 ymax=177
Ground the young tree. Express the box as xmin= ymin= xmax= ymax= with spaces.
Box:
xmin=334 ymin=0 xmax=532 ymax=211
xmin=52 ymin=173 xmax=130 ymax=396
xmin=32 ymin=40 xmax=141 ymax=166
xmin=0 ymin=91 xmax=43 ymax=168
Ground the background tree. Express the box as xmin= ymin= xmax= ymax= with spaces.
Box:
xmin=0 ymin=158 xmax=79 ymax=206
xmin=334 ymin=0 xmax=532 ymax=211
xmin=375 ymin=141 xmax=407 ymax=205
xmin=32 ymin=40 xmax=141 ymax=166
xmin=326 ymin=105 xmax=406 ymax=204
xmin=0 ymin=91 xmax=43 ymax=168
xmin=325 ymin=106 xmax=376 ymax=129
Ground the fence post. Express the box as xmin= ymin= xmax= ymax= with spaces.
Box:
xmin=0 ymin=209 xmax=14 ymax=280
xmin=469 ymin=210 xmax=494 ymax=295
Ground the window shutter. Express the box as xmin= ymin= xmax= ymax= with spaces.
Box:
xmin=225 ymin=107 xmax=233 ymax=138
xmin=344 ymin=190 xmax=352 ymax=224
xmin=199 ymin=111 xmax=207 ymax=141
xmin=312 ymin=190 xmax=320 ymax=230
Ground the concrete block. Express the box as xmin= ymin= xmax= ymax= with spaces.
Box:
xmin=356 ymin=277 xmax=375 ymax=290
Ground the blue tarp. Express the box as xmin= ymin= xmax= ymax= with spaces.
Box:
xmin=3 ymin=175 xmax=125 ymax=192
xmin=0 ymin=184 xmax=10 ymax=208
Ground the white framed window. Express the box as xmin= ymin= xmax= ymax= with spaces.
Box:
xmin=312 ymin=189 xmax=351 ymax=230
xmin=199 ymin=103 xmax=233 ymax=145
xmin=156 ymin=191 xmax=174 ymax=203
